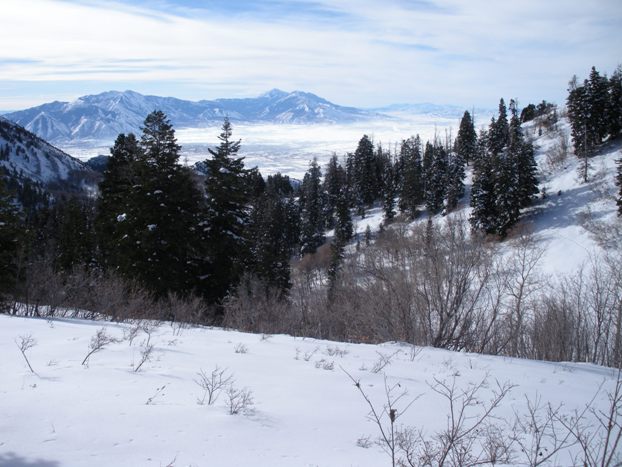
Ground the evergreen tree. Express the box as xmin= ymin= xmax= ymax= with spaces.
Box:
xmin=398 ymin=136 xmax=423 ymax=218
xmin=587 ymin=66 xmax=610 ymax=144
xmin=382 ymin=157 xmax=397 ymax=221
xmin=0 ymin=177 xmax=19 ymax=305
xmin=567 ymin=75 xmax=590 ymax=159
xmin=300 ymin=158 xmax=326 ymax=255
xmin=95 ymin=133 xmax=143 ymax=274
xmin=137 ymin=110 xmax=204 ymax=297
xmin=51 ymin=197 xmax=97 ymax=272
xmin=455 ymin=110 xmax=477 ymax=165
xmin=445 ymin=148 xmax=466 ymax=212
xmin=609 ymin=67 xmax=622 ymax=138
xmin=488 ymin=99 xmax=509 ymax=157
xmin=616 ymin=157 xmax=622 ymax=217
xmin=351 ymin=135 xmax=377 ymax=212
xmin=424 ymin=142 xmax=448 ymax=216
xmin=323 ymin=154 xmax=347 ymax=228
xmin=470 ymin=130 xmax=498 ymax=233
xmin=248 ymin=191 xmax=292 ymax=296
xmin=509 ymin=100 xmax=538 ymax=208
xmin=202 ymin=117 xmax=251 ymax=303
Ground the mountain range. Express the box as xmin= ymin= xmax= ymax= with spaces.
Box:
xmin=4 ymin=89 xmax=381 ymax=144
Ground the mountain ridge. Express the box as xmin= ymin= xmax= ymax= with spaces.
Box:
xmin=5 ymin=89 xmax=383 ymax=144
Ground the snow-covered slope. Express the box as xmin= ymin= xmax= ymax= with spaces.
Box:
xmin=0 ymin=117 xmax=96 ymax=190
xmin=1 ymin=313 xmax=617 ymax=467
xmin=5 ymin=90 xmax=382 ymax=144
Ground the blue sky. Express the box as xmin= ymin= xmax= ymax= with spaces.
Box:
xmin=1 ymin=0 xmax=621 ymax=110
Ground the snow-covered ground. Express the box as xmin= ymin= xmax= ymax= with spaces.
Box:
xmin=1 ymin=314 xmax=618 ymax=467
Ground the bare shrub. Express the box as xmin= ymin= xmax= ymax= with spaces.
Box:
xmin=558 ymin=372 xmax=622 ymax=467
xmin=512 ymin=394 xmax=577 ymax=466
xmin=81 ymin=327 xmax=118 ymax=366
xmin=16 ymin=334 xmax=37 ymax=374
xmin=546 ymin=129 xmax=570 ymax=170
xmin=371 ymin=350 xmax=401 ymax=374
xmin=234 ymin=343 xmax=248 ymax=354
xmin=226 ymin=385 xmax=255 ymax=415
xmin=195 ymin=366 xmax=233 ymax=406
xmin=133 ymin=339 xmax=154 ymax=373
xmin=343 ymin=368 xmax=419 ymax=467
xmin=145 ymin=384 xmax=167 ymax=405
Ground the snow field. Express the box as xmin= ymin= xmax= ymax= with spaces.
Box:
xmin=1 ymin=314 xmax=617 ymax=466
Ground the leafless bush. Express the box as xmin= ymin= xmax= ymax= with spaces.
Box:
xmin=226 ymin=385 xmax=255 ymax=415
xmin=343 ymin=368 xmax=419 ymax=467
xmin=133 ymin=339 xmax=155 ymax=373
xmin=371 ymin=350 xmax=401 ymax=374
xmin=81 ymin=327 xmax=118 ymax=366
xmin=15 ymin=334 xmax=37 ymax=374
xmin=325 ymin=345 xmax=348 ymax=357
xmin=234 ymin=343 xmax=248 ymax=354
xmin=559 ymin=372 xmax=622 ymax=467
xmin=315 ymin=359 xmax=334 ymax=370
xmin=195 ymin=366 xmax=233 ymax=406
xmin=512 ymin=395 xmax=577 ymax=466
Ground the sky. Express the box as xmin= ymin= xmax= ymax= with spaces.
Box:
xmin=1 ymin=0 xmax=621 ymax=110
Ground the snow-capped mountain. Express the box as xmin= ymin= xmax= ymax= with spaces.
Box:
xmin=0 ymin=116 xmax=96 ymax=191
xmin=5 ymin=89 xmax=381 ymax=144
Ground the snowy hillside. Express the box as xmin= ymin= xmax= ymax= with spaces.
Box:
xmin=4 ymin=90 xmax=382 ymax=144
xmin=0 ymin=117 xmax=96 ymax=191
xmin=1 ymin=313 xmax=618 ymax=467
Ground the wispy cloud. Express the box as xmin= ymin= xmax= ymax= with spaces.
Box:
xmin=1 ymin=0 xmax=621 ymax=109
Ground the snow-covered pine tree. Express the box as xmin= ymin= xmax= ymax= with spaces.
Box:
xmin=323 ymin=154 xmax=347 ymax=228
xmin=138 ymin=110 xmax=204 ymax=298
xmin=455 ymin=110 xmax=477 ymax=165
xmin=509 ymin=100 xmax=539 ymax=208
xmin=567 ymin=75 xmax=590 ymax=160
xmin=608 ymin=66 xmax=622 ymax=138
xmin=424 ymin=142 xmax=448 ymax=216
xmin=398 ymin=135 xmax=423 ymax=219
xmin=488 ymin=99 xmax=509 ymax=157
xmin=351 ymin=135 xmax=377 ymax=213
xmin=202 ymin=117 xmax=252 ymax=303
xmin=616 ymin=157 xmax=622 ymax=217
xmin=445 ymin=147 xmax=466 ymax=212
xmin=587 ymin=66 xmax=610 ymax=145
xmin=469 ymin=130 xmax=498 ymax=233
xmin=300 ymin=158 xmax=326 ymax=255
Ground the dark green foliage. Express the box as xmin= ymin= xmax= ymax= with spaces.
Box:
xmin=398 ymin=136 xmax=423 ymax=218
xmin=49 ymin=197 xmax=97 ymax=272
xmin=445 ymin=149 xmax=466 ymax=212
xmin=0 ymin=177 xmax=20 ymax=303
xmin=350 ymin=135 xmax=378 ymax=211
xmin=202 ymin=117 xmax=252 ymax=303
xmin=567 ymin=75 xmax=590 ymax=159
xmin=323 ymin=154 xmax=347 ymax=228
xmin=609 ymin=67 xmax=622 ymax=137
xmin=617 ymin=157 xmax=622 ymax=216
xmin=424 ymin=142 xmax=448 ymax=216
xmin=455 ymin=111 xmax=477 ymax=164
xmin=520 ymin=104 xmax=537 ymax=123
xmin=488 ymin=99 xmax=509 ymax=157
xmin=248 ymin=191 xmax=293 ymax=295
xmin=96 ymin=112 xmax=204 ymax=299
xmin=300 ymin=158 xmax=326 ymax=255
xmin=266 ymin=173 xmax=294 ymax=197
xmin=469 ymin=100 xmax=538 ymax=236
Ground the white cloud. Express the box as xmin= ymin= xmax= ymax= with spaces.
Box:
xmin=1 ymin=0 xmax=621 ymax=108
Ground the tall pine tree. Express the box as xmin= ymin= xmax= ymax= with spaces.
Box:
xmin=300 ymin=158 xmax=326 ymax=255
xmin=202 ymin=117 xmax=251 ymax=303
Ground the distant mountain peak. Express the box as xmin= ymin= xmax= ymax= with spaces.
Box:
xmin=5 ymin=89 xmax=380 ymax=143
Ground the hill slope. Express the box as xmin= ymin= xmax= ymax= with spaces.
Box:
xmin=0 ymin=117 xmax=98 ymax=195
